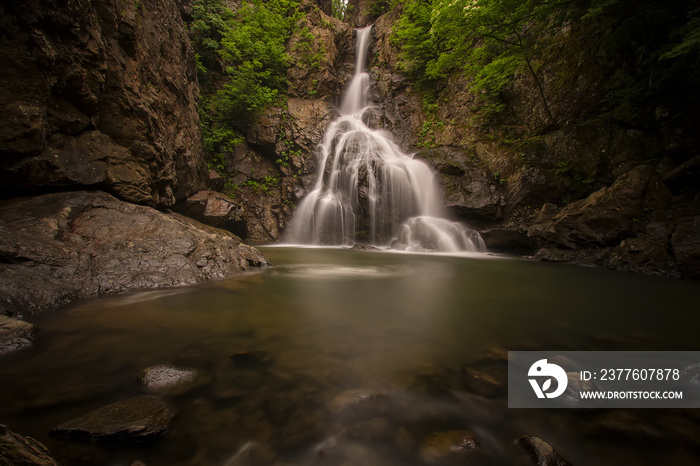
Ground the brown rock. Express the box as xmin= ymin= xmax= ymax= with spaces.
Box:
xmin=0 ymin=191 xmax=268 ymax=316
xmin=528 ymin=166 xmax=663 ymax=248
xmin=0 ymin=315 xmax=35 ymax=355
xmin=50 ymin=395 xmax=175 ymax=441
xmin=0 ymin=424 xmax=59 ymax=465
xmin=0 ymin=0 xmax=207 ymax=206
xmin=516 ymin=436 xmax=573 ymax=466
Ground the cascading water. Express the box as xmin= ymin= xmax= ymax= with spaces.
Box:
xmin=287 ymin=26 xmax=486 ymax=253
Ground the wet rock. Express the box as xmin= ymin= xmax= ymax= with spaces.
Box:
xmin=231 ymin=350 xmax=274 ymax=368
xmin=137 ymin=365 xmax=211 ymax=396
xmin=461 ymin=368 xmax=505 ymax=397
xmin=0 ymin=424 xmax=60 ymax=465
xmin=529 ymin=247 xmax=612 ymax=267
xmin=516 ymin=436 xmax=572 ymax=466
xmin=419 ymin=430 xmax=481 ymax=464
xmin=329 ymin=389 xmax=389 ymax=419
xmin=0 ymin=315 xmax=36 ymax=355
xmin=563 ymin=371 xmax=598 ymax=403
xmin=50 ymin=395 xmax=174 ymax=441
xmin=0 ymin=191 xmax=268 ymax=316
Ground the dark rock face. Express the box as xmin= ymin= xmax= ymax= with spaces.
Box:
xmin=0 ymin=424 xmax=59 ymax=465
xmin=528 ymin=166 xmax=665 ymax=248
xmin=0 ymin=315 xmax=36 ymax=355
xmin=50 ymin=395 xmax=174 ymax=441
xmin=0 ymin=0 xmax=207 ymax=206
xmin=0 ymin=191 xmax=268 ymax=316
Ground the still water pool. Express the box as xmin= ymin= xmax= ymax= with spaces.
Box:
xmin=1 ymin=247 xmax=700 ymax=465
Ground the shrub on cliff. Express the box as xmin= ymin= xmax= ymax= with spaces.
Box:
xmin=190 ymin=0 xmax=302 ymax=162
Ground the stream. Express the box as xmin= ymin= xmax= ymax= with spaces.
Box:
xmin=1 ymin=247 xmax=700 ymax=465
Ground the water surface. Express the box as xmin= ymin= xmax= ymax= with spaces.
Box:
xmin=1 ymin=248 xmax=699 ymax=465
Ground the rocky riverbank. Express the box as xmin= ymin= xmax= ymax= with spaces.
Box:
xmin=0 ymin=190 xmax=268 ymax=319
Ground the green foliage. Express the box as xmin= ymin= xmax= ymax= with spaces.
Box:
xmin=191 ymin=0 xmax=303 ymax=165
xmin=294 ymin=27 xmax=326 ymax=70
xmin=393 ymin=0 xmax=700 ymax=126
xmin=393 ymin=0 xmax=581 ymax=124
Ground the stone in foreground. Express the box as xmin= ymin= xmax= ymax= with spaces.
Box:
xmin=516 ymin=435 xmax=573 ymax=466
xmin=137 ymin=365 xmax=211 ymax=396
xmin=50 ymin=395 xmax=174 ymax=442
xmin=0 ymin=315 xmax=36 ymax=355
xmin=0 ymin=424 xmax=59 ymax=465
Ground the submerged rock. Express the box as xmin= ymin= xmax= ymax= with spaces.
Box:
xmin=0 ymin=315 xmax=36 ymax=355
xmin=0 ymin=191 xmax=268 ymax=316
xmin=50 ymin=395 xmax=174 ymax=441
xmin=516 ymin=436 xmax=573 ymax=466
xmin=0 ymin=424 xmax=59 ymax=465
xmin=137 ymin=365 xmax=211 ymax=396
xmin=461 ymin=368 xmax=505 ymax=398
xmin=419 ymin=430 xmax=481 ymax=464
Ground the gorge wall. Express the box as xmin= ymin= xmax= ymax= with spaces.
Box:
xmin=0 ymin=0 xmax=207 ymax=206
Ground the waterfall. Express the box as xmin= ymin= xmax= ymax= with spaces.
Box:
xmin=286 ymin=26 xmax=486 ymax=253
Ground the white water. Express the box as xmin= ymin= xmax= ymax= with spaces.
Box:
xmin=287 ymin=26 xmax=485 ymax=253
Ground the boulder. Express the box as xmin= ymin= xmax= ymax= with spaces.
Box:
xmin=0 ymin=425 xmax=59 ymax=465
xmin=177 ymin=190 xmax=247 ymax=237
xmin=50 ymin=395 xmax=175 ymax=441
xmin=528 ymin=166 xmax=666 ymax=248
xmin=516 ymin=436 xmax=573 ymax=466
xmin=137 ymin=365 xmax=211 ymax=396
xmin=0 ymin=191 xmax=268 ymax=316
xmin=0 ymin=315 xmax=35 ymax=355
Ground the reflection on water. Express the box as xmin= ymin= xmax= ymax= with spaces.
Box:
xmin=1 ymin=247 xmax=700 ymax=465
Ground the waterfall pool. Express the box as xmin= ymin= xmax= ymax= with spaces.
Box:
xmin=1 ymin=247 xmax=699 ymax=465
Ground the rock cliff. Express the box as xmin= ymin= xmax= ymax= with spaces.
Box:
xmin=0 ymin=0 xmax=208 ymax=206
